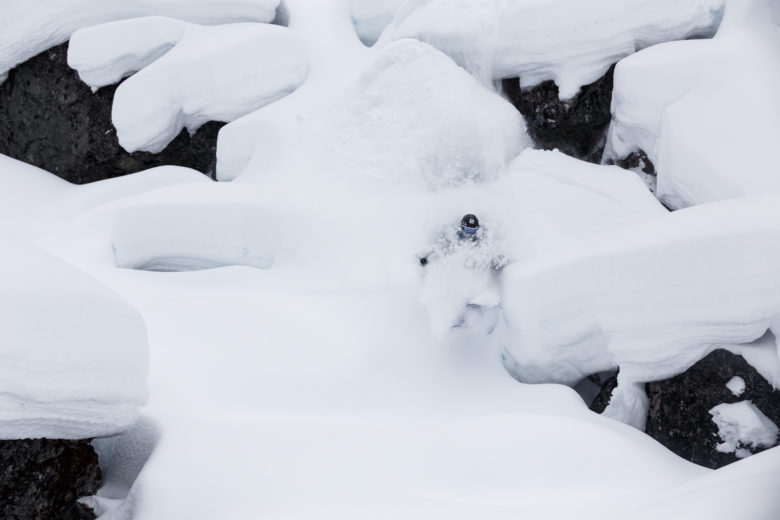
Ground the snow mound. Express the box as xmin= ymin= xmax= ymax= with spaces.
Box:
xmin=710 ymin=401 xmax=779 ymax=458
xmin=0 ymin=233 xmax=148 ymax=439
xmin=379 ymin=0 xmax=724 ymax=98
xmin=501 ymin=189 xmax=780 ymax=428
xmin=0 ymin=0 xmax=280 ymax=82
xmin=604 ymin=0 xmax=780 ymax=209
xmin=325 ymin=38 xmax=528 ymax=189
xmin=112 ymin=186 xmax=278 ymax=271
xmin=68 ymin=17 xmax=308 ymax=153
xmin=351 ymin=0 xmax=405 ymax=45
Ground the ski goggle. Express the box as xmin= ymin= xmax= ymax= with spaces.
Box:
xmin=461 ymin=226 xmax=478 ymax=236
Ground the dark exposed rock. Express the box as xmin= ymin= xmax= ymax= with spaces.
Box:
xmin=0 ymin=43 xmax=223 ymax=184
xmin=0 ymin=438 xmax=100 ymax=519
xmin=501 ymin=65 xmax=615 ymax=164
xmin=646 ymin=349 xmax=780 ymax=469
xmin=588 ymin=372 xmax=619 ymax=414
xmin=609 ymin=149 xmax=656 ymax=176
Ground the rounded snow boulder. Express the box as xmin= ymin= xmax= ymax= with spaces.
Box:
xmin=0 ymin=233 xmax=148 ymax=439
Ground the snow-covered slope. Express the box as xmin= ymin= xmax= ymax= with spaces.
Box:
xmin=68 ymin=18 xmax=308 ymax=153
xmin=0 ymin=0 xmax=281 ymax=82
xmin=379 ymin=0 xmax=724 ymax=98
xmin=605 ymin=0 xmax=780 ymax=208
xmin=3 ymin=0 xmax=780 ymax=517
xmin=0 ymin=233 xmax=148 ymax=439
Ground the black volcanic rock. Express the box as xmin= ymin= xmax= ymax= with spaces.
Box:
xmin=502 ymin=65 xmax=615 ymax=163
xmin=646 ymin=349 xmax=780 ymax=469
xmin=0 ymin=43 xmax=223 ymax=184
xmin=0 ymin=438 xmax=100 ymax=519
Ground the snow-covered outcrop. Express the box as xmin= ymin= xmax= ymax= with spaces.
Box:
xmin=502 ymin=189 xmax=780 ymax=429
xmin=379 ymin=0 xmax=724 ymax=98
xmin=0 ymin=234 xmax=148 ymax=439
xmin=69 ymin=18 xmax=308 ymax=153
xmin=316 ymin=39 xmax=528 ymax=188
xmin=350 ymin=0 xmax=405 ymax=45
xmin=0 ymin=0 xmax=281 ymax=82
xmin=710 ymin=401 xmax=779 ymax=458
xmin=604 ymin=0 xmax=780 ymax=209
xmin=644 ymin=347 xmax=780 ymax=469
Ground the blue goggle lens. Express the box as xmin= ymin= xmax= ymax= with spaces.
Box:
xmin=462 ymin=226 xmax=477 ymax=235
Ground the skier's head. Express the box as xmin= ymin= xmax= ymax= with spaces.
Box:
xmin=460 ymin=214 xmax=479 ymax=239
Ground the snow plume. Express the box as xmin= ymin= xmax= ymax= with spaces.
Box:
xmin=710 ymin=401 xmax=779 ymax=458
xmin=605 ymin=0 xmax=780 ymax=209
xmin=380 ymin=0 xmax=724 ymax=98
xmin=501 ymin=189 xmax=780 ymax=428
xmin=0 ymin=233 xmax=148 ymax=440
xmin=0 ymin=0 xmax=281 ymax=81
xmin=68 ymin=17 xmax=308 ymax=154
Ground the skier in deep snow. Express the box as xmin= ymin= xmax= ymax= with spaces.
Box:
xmin=417 ymin=213 xmax=506 ymax=271
xmin=417 ymin=213 xmax=508 ymax=333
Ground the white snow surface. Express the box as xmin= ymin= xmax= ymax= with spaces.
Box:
xmin=0 ymin=233 xmax=148 ymax=440
xmin=710 ymin=401 xmax=779 ymax=457
xmin=727 ymin=376 xmax=747 ymax=397
xmin=4 ymin=0 xmax=780 ymax=517
xmin=69 ymin=18 xmax=308 ymax=153
xmin=379 ymin=0 xmax=724 ymax=98
xmin=0 ymin=0 xmax=280 ymax=81
xmin=605 ymin=0 xmax=780 ymax=209
xmin=351 ymin=0 xmax=405 ymax=45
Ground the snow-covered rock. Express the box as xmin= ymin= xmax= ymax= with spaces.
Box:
xmin=350 ymin=0 xmax=405 ymax=45
xmin=0 ymin=0 xmax=281 ymax=82
xmin=379 ymin=0 xmax=724 ymax=98
xmin=502 ymin=189 xmax=780 ymax=429
xmin=644 ymin=348 xmax=780 ymax=469
xmin=69 ymin=17 xmax=308 ymax=153
xmin=325 ymin=38 xmax=528 ymax=189
xmin=0 ymin=234 xmax=148 ymax=439
xmin=710 ymin=401 xmax=779 ymax=458
xmin=604 ymin=0 xmax=780 ymax=209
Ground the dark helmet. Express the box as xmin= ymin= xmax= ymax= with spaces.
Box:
xmin=460 ymin=214 xmax=479 ymax=237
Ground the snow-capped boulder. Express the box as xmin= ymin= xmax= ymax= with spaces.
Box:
xmin=325 ymin=38 xmax=529 ymax=189
xmin=645 ymin=348 xmax=780 ymax=468
xmin=604 ymin=0 xmax=780 ymax=209
xmin=501 ymin=190 xmax=780 ymax=429
xmin=0 ymin=0 xmax=281 ymax=82
xmin=350 ymin=0 xmax=405 ymax=45
xmin=69 ymin=18 xmax=308 ymax=153
xmin=380 ymin=0 xmax=724 ymax=98
xmin=0 ymin=44 xmax=222 ymax=183
xmin=0 ymin=233 xmax=148 ymax=440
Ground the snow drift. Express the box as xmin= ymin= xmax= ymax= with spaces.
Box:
xmin=231 ymin=38 xmax=528 ymax=187
xmin=0 ymin=0 xmax=281 ymax=82
xmin=0 ymin=233 xmax=148 ymax=439
xmin=604 ymin=0 xmax=780 ymax=209
xmin=379 ymin=0 xmax=724 ymax=98
xmin=502 ymin=189 xmax=780 ymax=428
xmin=69 ymin=17 xmax=308 ymax=153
